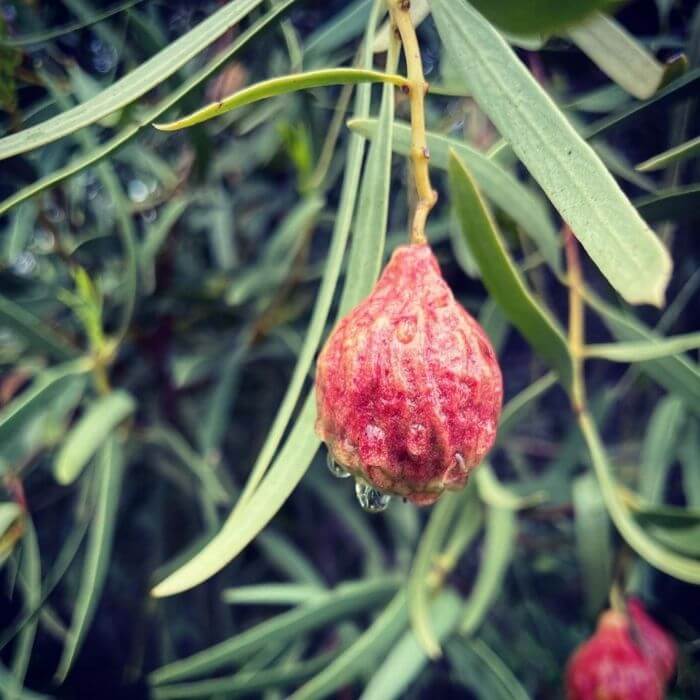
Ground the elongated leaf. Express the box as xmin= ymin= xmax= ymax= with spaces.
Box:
xmin=149 ymin=577 xmax=398 ymax=685
xmin=585 ymin=292 xmax=700 ymax=412
xmin=151 ymin=650 xmax=337 ymax=700
xmin=349 ymin=118 xmax=561 ymax=271
xmin=0 ymin=0 xmax=273 ymax=159
xmin=141 ymin=426 xmax=229 ymax=506
xmin=54 ymin=390 xmax=135 ymax=485
xmin=569 ymin=12 xmax=686 ymax=100
xmin=303 ymin=0 xmax=372 ymax=57
xmin=408 ymin=491 xmax=463 ymax=659
xmin=290 ymin=592 xmax=409 ymax=700
xmin=584 ymin=333 xmax=700 ymax=362
xmin=11 ymin=520 xmax=40 ymax=694
xmin=635 ymin=185 xmax=700 ymax=223
xmin=154 ymin=69 xmax=409 ymax=131
xmin=466 ymin=0 xmax=612 ymax=35
xmin=448 ymin=152 xmax=574 ymax=392
xmin=640 ymin=396 xmax=685 ymax=504
xmin=579 ymin=411 xmax=700 ymax=584
xmin=460 ymin=506 xmax=516 ymax=635
xmin=447 ymin=638 xmax=529 ymax=700
xmin=221 ymin=584 xmax=323 ymax=607
xmin=637 ymin=134 xmax=700 ymax=172
xmin=0 ymin=360 xmax=91 ymax=444
xmin=55 ymin=437 xmax=123 ymax=681
xmin=0 ymin=1 xmax=294 ymax=217
xmin=573 ymin=474 xmax=611 ymax=616
xmin=0 ymin=295 xmax=77 ymax=361
xmin=433 ymin=0 xmax=672 ymax=306
xmin=587 ymin=67 xmax=700 ymax=138
xmin=361 ymin=592 xmax=463 ymax=700
xmin=498 ymin=372 xmax=558 ymax=440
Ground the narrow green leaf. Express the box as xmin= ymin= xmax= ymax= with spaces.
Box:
xmin=498 ymin=372 xmax=558 ymax=440
xmin=446 ymin=638 xmax=529 ymax=700
xmin=0 ymin=1 xmax=293 ymax=217
xmin=303 ymin=0 xmax=372 ymax=58
xmin=0 ymin=664 xmax=49 ymax=700
xmin=221 ymin=584 xmax=323 ymax=607
xmin=0 ymin=295 xmax=77 ymax=361
xmin=460 ymin=506 xmax=516 ymax=635
xmin=290 ymin=592 xmax=409 ymax=700
xmin=55 ymin=437 xmax=124 ymax=681
xmin=54 ymin=390 xmax=135 ymax=485
xmin=141 ymin=426 xmax=229 ymax=506
xmin=154 ymin=69 xmax=409 ymax=131
xmin=349 ymin=118 xmax=561 ymax=272
xmin=639 ymin=396 xmax=685 ymax=504
xmin=587 ymin=67 xmax=700 ymax=138
xmin=0 ymin=0 xmax=274 ymax=159
xmin=476 ymin=464 xmax=545 ymax=510
xmin=448 ymin=152 xmax=574 ymax=392
xmin=361 ymin=592 xmax=463 ymax=700
xmin=466 ymin=0 xmax=613 ymax=35
xmin=149 ymin=577 xmax=399 ymax=685
xmin=584 ymin=333 xmax=700 ymax=362
xmin=584 ymin=291 xmax=700 ymax=412
xmin=635 ymin=185 xmax=700 ymax=223
xmin=408 ymin=491 xmax=464 ymax=659
xmin=0 ymin=504 xmax=22 ymax=542
xmin=10 ymin=520 xmax=40 ymax=695
xmin=433 ymin=0 xmax=672 ymax=306
xmin=0 ymin=360 xmax=91 ymax=444
xmin=573 ymin=474 xmax=612 ymax=616
xmin=152 ymin=651 xmax=338 ymax=700
xmin=579 ymin=411 xmax=700 ymax=584
xmin=636 ymin=135 xmax=700 ymax=172
xmin=569 ymin=12 xmax=686 ymax=100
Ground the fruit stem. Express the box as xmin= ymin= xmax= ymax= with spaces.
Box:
xmin=565 ymin=226 xmax=587 ymax=413
xmin=388 ymin=0 xmax=437 ymax=245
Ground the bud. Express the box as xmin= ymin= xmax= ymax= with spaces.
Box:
xmin=566 ymin=601 xmax=677 ymax=700
xmin=315 ymin=243 xmax=503 ymax=505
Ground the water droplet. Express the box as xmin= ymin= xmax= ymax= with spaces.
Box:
xmin=355 ymin=480 xmax=391 ymax=513
xmin=128 ymin=179 xmax=149 ymax=203
xmin=396 ymin=316 xmax=417 ymax=343
xmin=326 ymin=452 xmax=350 ymax=479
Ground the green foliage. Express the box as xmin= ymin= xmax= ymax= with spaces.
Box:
xmin=1 ymin=0 xmax=699 ymax=697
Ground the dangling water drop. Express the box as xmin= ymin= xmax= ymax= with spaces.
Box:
xmin=355 ymin=480 xmax=391 ymax=513
xmin=326 ymin=451 xmax=350 ymax=479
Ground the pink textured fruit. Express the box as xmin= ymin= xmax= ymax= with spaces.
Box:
xmin=566 ymin=603 xmax=677 ymax=700
xmin=315 ymin=243 xmax=503 ymax=505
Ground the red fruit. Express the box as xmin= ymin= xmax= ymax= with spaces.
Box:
xmin=566 ymin=603 xmax=677 ymax=700
xmin=315 ymin=243 xmax=503 ymax=505
xmin=627 ymin=598 xmax=677 ymax=685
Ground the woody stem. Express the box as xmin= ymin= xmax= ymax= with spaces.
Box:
xmin=387 ymin=0 xmax=437 ymax=245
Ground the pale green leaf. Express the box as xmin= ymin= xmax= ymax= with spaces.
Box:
xmin=290 ymin=592 xmax=409 ymax=700
xmin=54 ymin=390 xmax=135 ymax=485
xmin=221 ymin=584 xmax=323 ymax=607
xmin=154 ymin=69 xmax=409 ymax=131
xmin=433 ymin=0 xmax=672 ymax=306
xmin=0 ymin=0 xmax=273 ymax=160
xmin=361 ymin=592 xmax=463 ymax=700
xmin=579 ymin=411 xmax=700 ymax=583
xmin=637 ymin=134 xmax=700 ymax=172
xmin=448 ymin=151 xmax=574 ymax=392
xmin=0 ymin=360 xmax=91 ymax=444
xmin=149 ymin=577 xmax=399 ymax=685
xmin=569 ymin=12 xmax=686 ymax=100
xmin=55 ymin=436 xmax=124 ymax=681
xmin=584 ymin=332 xmax=700 ymax=362
xmin=573 ymin=474 xmax=612 ymax=616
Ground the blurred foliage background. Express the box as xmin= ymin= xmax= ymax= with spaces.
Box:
xmin=0 ymin=0 xmax=699 ymax=697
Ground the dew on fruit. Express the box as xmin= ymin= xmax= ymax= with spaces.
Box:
xmin=355 ymin=480 xmax=391 ymax=513
xmin=326 ymin=451 xmax=351 ymax=479
xmin=396 ymin=316 xmax=417 ymax=343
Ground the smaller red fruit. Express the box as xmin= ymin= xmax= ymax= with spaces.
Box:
xmin=566 ymin=601 xmax=677 ymax=700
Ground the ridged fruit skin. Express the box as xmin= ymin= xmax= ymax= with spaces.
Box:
xmin=566 ymin=601 xmax=677 ymax=700
xmin=315 ymin=243 xmax=503 ymax=505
